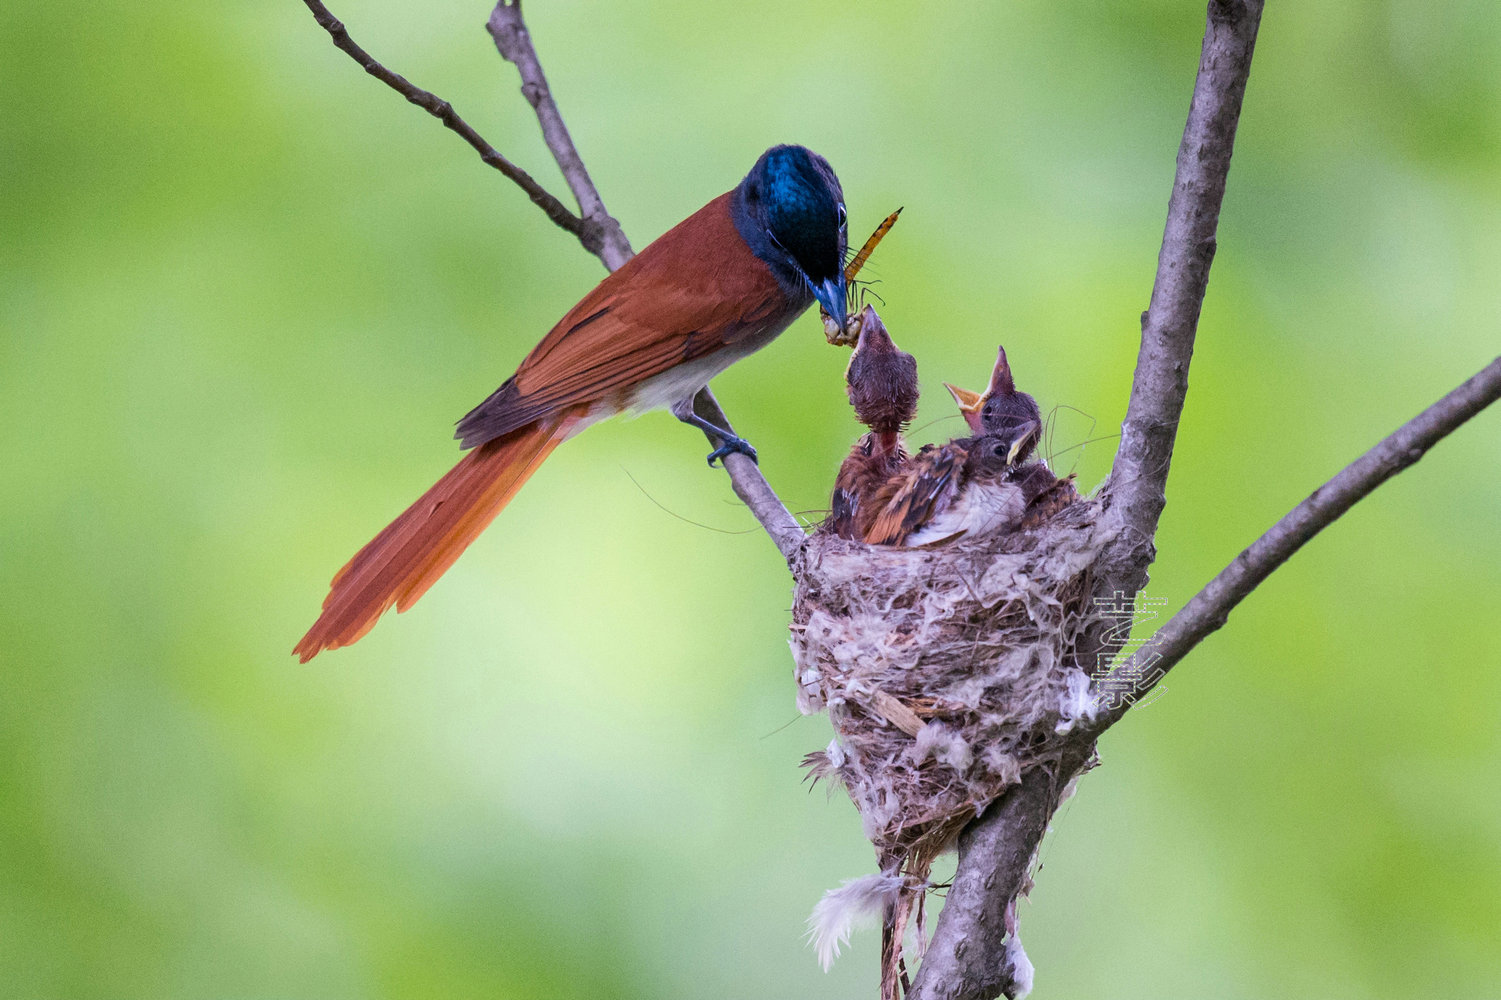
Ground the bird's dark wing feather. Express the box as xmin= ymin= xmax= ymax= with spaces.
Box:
xmin=864 ymin=442 xmax=969 ymax=546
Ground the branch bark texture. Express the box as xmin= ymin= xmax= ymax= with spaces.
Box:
xmin=486 ymin=1 xmax=633 ymax=270
xmin=690 ymin=388 xmax=807 ymax=562
xmin=909 ymin=742 xmax=1095 ymax=1000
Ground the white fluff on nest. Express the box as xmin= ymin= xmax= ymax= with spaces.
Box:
xmin=792 ymin=499 xmax=1104 ymax=870
xmin=1005 ymin=932 xmax=1035 ymax=999
xmin=806 ymin=873 xmax=906 ymax=971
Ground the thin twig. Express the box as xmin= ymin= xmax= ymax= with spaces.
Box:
xmin=299 ymin=0 xmax=586 ymax=240
xmin=1084 ymin=353 xmax=1501 ymax=735
xmin=487 ymin=1 xmax=633 ymax=270
xmin=690 ymin=387 xmax=807 ymax=563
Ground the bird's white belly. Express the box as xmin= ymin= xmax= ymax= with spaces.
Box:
xmin=613 ymin=315 xmax=799 ymax=419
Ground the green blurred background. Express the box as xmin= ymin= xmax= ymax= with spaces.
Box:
xmin=3 ymin=1 xmax=1499 ymax=996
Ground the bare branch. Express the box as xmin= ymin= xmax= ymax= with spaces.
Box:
xmin=1100 ymin=0 xmax=1265 ymax=600
xmin=299 ymin=0 xmax=587 ymax=241
xmin=1086 ymin=353 xmax=1501 ymax=734
xmin=910 ymin=5 xmax=1265 ymax=996
xmin=909 ymin=744 xmax=1094 ymax=1000
xmin=487 ymin=1 xmax=634 ymax=270
xmin=689 ymin=387 xmax=806 ymax=563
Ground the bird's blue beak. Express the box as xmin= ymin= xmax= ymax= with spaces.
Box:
xmin=814 ymin=275 xmax=848 ymax=332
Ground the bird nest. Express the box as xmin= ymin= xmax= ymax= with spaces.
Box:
xmin=792 ymin=486 xmax=1103 ymax=877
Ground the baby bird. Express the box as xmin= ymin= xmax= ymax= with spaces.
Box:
xmin=865 ymin=345 xmax=1060 ymax=546
xmin=827 ymin=306 xmax=920 ymax=540
xmin=943 ymin=345 xmax=1042 ymax=464
xmin=949 ymin=346 xmax=1082 ymax=531
xmin=864 ymin=422 xmax=1039 ymax=546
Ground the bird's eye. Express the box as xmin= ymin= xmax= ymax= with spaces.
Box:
xmin=837 ymin=203 xmax=847 ymax=229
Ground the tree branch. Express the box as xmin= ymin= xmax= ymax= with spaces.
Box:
xmin=1085 ymin=353 xmax=1501 ymax=734
xmin=486 ymin=1 xmax=633 ymax=270
xmin=1099 ymin=0 xmax=1265 ymax=601
xmin=299 ymin=0 xmax=587 ymax=242
xmin=910 ymin=5 xmax=1265 ymax=997
xmin=689 ymin=387 xmax=806 ymax=563
xmin=299 ymin=0 xmax=804 ymax=560
xmin=909 ymin=743 xmax=1095 ymax=1000
xmin=924 ymin=355 xmax=1501 ymax=999
xmin=912 ymin=10 xmax=1501 ymax=994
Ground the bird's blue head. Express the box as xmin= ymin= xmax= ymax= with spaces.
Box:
xmin=731 ymin=144 xmax=848 ymax=329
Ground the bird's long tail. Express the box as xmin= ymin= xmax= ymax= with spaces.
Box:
xmin=294 ymin=412 xmax=578 ymax=662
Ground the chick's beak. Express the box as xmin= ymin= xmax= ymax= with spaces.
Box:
xmin=987 ymin=345 xmax=1017 ymax=397
xmin=944 ymin=383 xmax=985 ymax=435
xmin=1006 ymin=422 xmax=1041 ymax=465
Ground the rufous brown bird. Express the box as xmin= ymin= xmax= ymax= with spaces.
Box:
xmin=943 ymin=345 xmax=1042 ymax=464
xmin=295 ymin=145 xmax=848 ymax=661
xmin=827 ymin=306 xmax=919 ymax=540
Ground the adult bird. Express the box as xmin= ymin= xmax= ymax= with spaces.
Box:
xmin=295 ymin=144 xmax=848 ymax=661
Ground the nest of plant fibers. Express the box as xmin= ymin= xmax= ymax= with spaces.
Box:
xmin=792 ymin=489 xmax=1102 ymax=879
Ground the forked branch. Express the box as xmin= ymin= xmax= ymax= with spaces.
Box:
xmin=486 ymin=1 xmax=633 ymax=270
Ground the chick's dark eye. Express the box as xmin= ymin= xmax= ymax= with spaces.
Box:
xmin=837 ymin=203 xmax=847 ymax=229
xmin=992 ymin=443 xmax=1007 ymax=458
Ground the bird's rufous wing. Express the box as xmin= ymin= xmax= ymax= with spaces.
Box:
xmin=457 ymin=191 xmax=795 ymax=448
